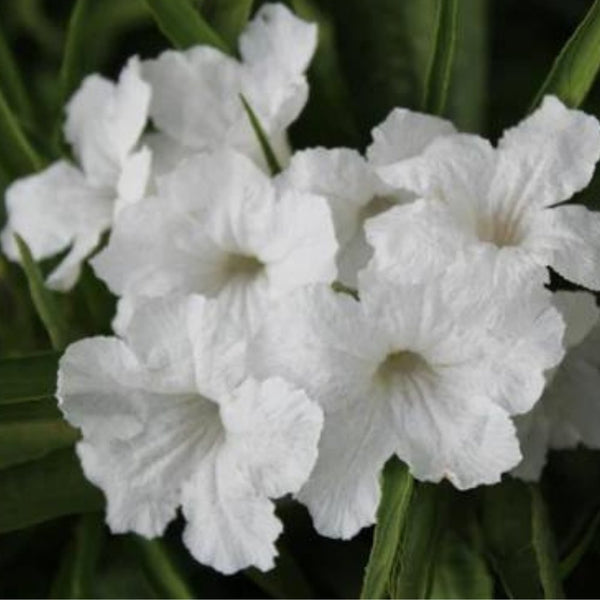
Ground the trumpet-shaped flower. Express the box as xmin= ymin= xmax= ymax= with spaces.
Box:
xmin=92 ymin=150 xmax=337 ymax=332
xmin=1 ymin=57 xmax=151 ymax=290
xmin=277 ymin=110 xmax=455 ymax=287
xmin=57 ymin=295 xmax=323 ymax=574
xmin=249 ymin=273 xmax=564 ymax=539
xmin=143 ymin=3 xmax=316 ymax=170
xmin=368 ymin=96 xmax=600 ymax=290
xmin=513 ymin=291 xmax=600 ymax=481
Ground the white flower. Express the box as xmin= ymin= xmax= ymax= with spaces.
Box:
xmin=249 ymin=272 xmax=564 ymax=539
xmin=367 ymin=96 xmax=600 ymax=290
xmin=1 ymin=57 xmax=151 ymax=290
xmin=513 ymin=291 xmax=600 ymax=481
xmin=277 ymin=110 xmax=455 ymax=287
xmin=92 ymin=149 xmax=337 ymax=332
xmin=57 ymin=295 xmax=323 ymax=574
xmin=142 ymin=3 xmax=316 ymax=171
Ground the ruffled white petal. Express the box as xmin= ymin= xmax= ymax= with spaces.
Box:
xmin=388 ymin=378 xmax=521 ymax=489
xmin=367 ymin=108 xmax=456 ymax=166
xmin=297 ymin=400 xmax=395 ymax=539
xmin=182 ymin=376 xmax=322 ymax=574
xmin=240 ymin=4 xmax=315 ymax=133
xmin=495 ymin=96 xmax=600 ymax=208
xmin=65 ymin=56 xmax=151 ymax=187
xmin=375 ymin=133 xmax=496 ymax=217
xmin=250 ymin=285 xmax=385 ymax=413
xmin=1 ymin=161 xmax=113 ymax=291
xmin=547 ymin=204 xmax=600 ymax=290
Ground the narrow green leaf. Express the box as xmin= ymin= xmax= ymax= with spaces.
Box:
xmin=50 ymin=513 xmax=105 ymax=599
xmin=390 ymin=482 xmax=447 ymax=599
xmin=0 ymin=21 xmax=34 ymax=122
xmin=482 ymin=479 xmax=564 ymax=599
xmin=560 ymin=507 xmax=600 ymax=578
xmin=0 ymin=88 xmax=42 ymax=176
xmin=205 ymin=0 xmax=253 ymax=50
xmin=421 ymin=0 xmax=459 ymax=115
xmin=0 ymin=352 xmax=60 ymax=405
xmin=145 ymin=0 xmax=231 ymax=52
xmin=15 ymin=234 xmax=68 ymax=350
xmin=131 ymin=537 xmax=195 ymax=599
xmin=240 ymin=94 xmax=282 ymax=175
xmin=531 ymin=0 xmax=600 ymax=109
xmin=59 ymin=0 xmax=94 ymax=106
xmin=361 ymin=458 xmax=414 ymax=599
xmin=429 ymin=531 xmax=494 ymax=599
xmin=0 ymin=447 xmax=104 ymax=533
xmin=0 ymin=399 xmax=78 ymax=469
xmin=289 ymin=0 xmax=361 ymax=148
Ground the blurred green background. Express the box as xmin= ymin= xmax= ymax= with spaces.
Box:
xmin=1 ymin=0 xmax=600 ymax=598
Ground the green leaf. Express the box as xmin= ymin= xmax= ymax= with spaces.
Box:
xmin=289 ymin=0 xmax=360 ymax=148
xmin=145 ymin=0 xmax=231 ymax=52
xmin=0 ymin=351 xmax=60 ymax=405
xmin=0 ymin=447 xmax=103 ymax=533
xmin=421 ymin=0 xmax=459 ymax=116
xmin=361 ymin=458 xmax=414 ymax=599
xmin=50 ymin=513 xmax=105 ymax=599
xmin=240 ymin=94 xmax=282 ymax=175
xmin=444 ymin=0 xmax=488 ymax=133
xmin=15 ymin=235 xmax=68 ymax=350
xmin=560 ymin=506 xmax=600 ymax=578
xmin=59 ymin=0 xmax=94 ymax=107
xmin=0 ymin=398 xmax=78 ymax=469
xmin=0 ymin=21 xmax=33 ymax=122
xmin=482 ymin=479 xmax=564 ymax=599
xmin=429 ymin=531 xmax=494 ymax=599
xmin=390 ymin=482 xmax=447 ymax=599
xmin=204 ymin=0 xmax=253 ymax=50
xmin=325 ymin=0 xmax=488 ymax=141
xmin=131 ymin=537 xmax=195 ymax=599
xmin=531 ymin=0 xmax=600 ymax=109
xmin=0 ymin=87 xmax=42 ymax=176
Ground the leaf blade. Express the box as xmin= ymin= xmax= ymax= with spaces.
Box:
xmin=531 ymin=0 xmax=600 ymax=109
xmin=15 ymin=234 xmax=68 ymax=350
xmin=0 ymin=352 xmax=61 ymax=405
xmin=421 ymin=0 xmax=459 ymax=116
xmin=482 ymin=479 xmax=564 ymax=599
xmin=0 ymin=398 xmax=78 ymax=469
xmin=0 ymin=447 xmax=104 ymax=534
xmin=206 ymin=0 xmax=253 ymax=50
xmin=360 ymin=458 xmax=414 ymax=599
xmin=59 ymin=0 xmax=94 ymax=107
xmin=240 ymin=94 xmax=282 ymax=175
xmin=145 ymin=0 xmax=231 ymax=52
xmin=0 ymin=88 xmax=42 ymax=176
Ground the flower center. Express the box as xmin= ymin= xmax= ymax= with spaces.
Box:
xmin=222 ymin=253 xmax=265 ymax=279
xmin=376 ymin=350 xmax=431 ymax=386
xmin=476 ymin=211 xmax=524 ymax=248
xmin=359 ymin=195 xmax=397 ymax=222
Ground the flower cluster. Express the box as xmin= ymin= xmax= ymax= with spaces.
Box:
xmin=3 ymin=3 xmax=600 ymax=575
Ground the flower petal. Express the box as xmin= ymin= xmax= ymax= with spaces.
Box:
xmin=367 ymin=107 xmax=456 ymax=166
xmin=494 ymin=95 xmax=600 ymax=208
xmin=1 ymin=161 xmax=112 ymax=291
xmin=250 ymin=285 xmax=384 ymax=413
xmin=65 ymin=57 xmax=150 ymax=186
xmin=547 ymin=204 xmax=600 ymax=290
xmin=181 ymin=452 xmax=282 ymax=574
xmin=220 ymin=377 xmax=323 ymax=499
xmin=375 ymin=133 xmax=496 ymax=214
xmin=297 ymin=400 xmax=395 ymax=539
